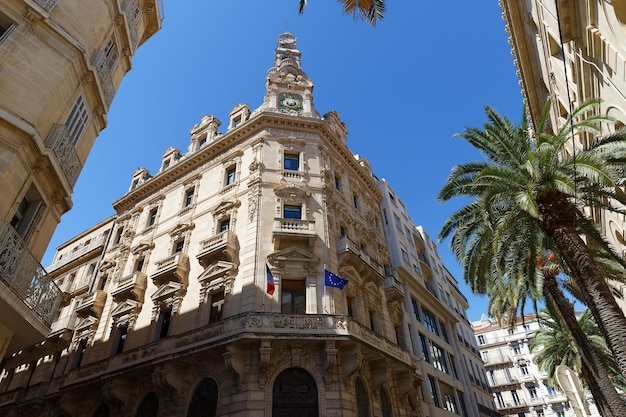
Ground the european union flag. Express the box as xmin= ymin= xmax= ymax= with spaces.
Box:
xmin=325 ymin=269 xmax=348 ymax=289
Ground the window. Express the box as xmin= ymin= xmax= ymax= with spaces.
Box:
xmin=411 ymin=297 xmax=420 ymax=320
xmin=102 ymin=38 xmax=119 ymax=71
xmin=219 ymin=217 xmax=230 ymax=233
xmin=511 ymin=390 xmax=520 ymax=405
xmin=394 ymin=214 xmax=401 ymax=229
xmin=72 ymin=338 xmax=88 ymax=369
xmin=443 ymin=392 xmax=458 ymax=414
xmin=284 ymin=153 xmax=300 ymax=170
xmin=423 ymin=308 xmax=439 ymax=335
xmin=98 ymin=275 xmax=108 ymax=291
xmin=440 ymin=321 xmax=449 ymax=343
xmin=431 ymin=344 xmax=449 ymax=374
xmin=112 ymin=324 xmax=129 ymax=355
xmin=184 ymin=188 xmax=195 ymax=207
xmin=401 ymin=248 xmax=410 ymax=262
xmin=334 ymin=175 xmax=342 ymax=191
xmin=187 ymin=378 xmax=218 ymax=417
xmin=281 ymin=279 xmax=305 ymax=314
xmin=209 ymin=291 xmax=224 ymax=323
xmin=339 ymin=226 xmax=347 ymax=238
xmin=66 ymin=95 xmax=90 ymax=144
xmin=512 ymin=343 xmax=521 ymax=355
xmin=419 ymin=333 xmax=430 ymax=363
xmin=147 ymin=207 xmax=158 ymax=227
xmin=356 ymin=378 xmax=371 ymax=417
xmin=86 ymin=263 xmax=96 ymax=278
xmin=477 ymin=335 xmax=485 ymax=345
xmin=346 ymin=296 xmax=354 ymax=318
xmin=114 ymin=227 xmax=124 ymax=245
xmin=495 ymin=392 xmax=504 ymax=408
xmin=173 ymin=239 xmax=185 ymax=254
xmin=225 ymin=166 xmax=236 ymax=186
xmin=520 ymin=364 xmax=529 ymax=375
xmin=283 ymin=205 xmax=301 ymax=219
xmin=156 ymin=308 xmax=172 ymax=340
xmin=427 ymin=376 xmax=440 ymax=407
xmin=0 ymin=12 xmax=16 ymax=43
xmin=135 ymin=257 xmax=145 ymax=272
xmin=353 ymin=195 xmax=359 ymax=209
xmin=10 ymin=184 xmax=44 ymax=241
xmin=272 ymin=368 xmax=319 ymax=417
xmin=528 ymin=385 xmax=537 ymax=399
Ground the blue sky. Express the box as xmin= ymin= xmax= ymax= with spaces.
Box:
xmin=43 ymin=1 xmax=524 ymax=321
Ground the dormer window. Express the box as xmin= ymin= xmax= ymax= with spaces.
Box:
xmin=232 ymin=115 xmax=242 ymax=128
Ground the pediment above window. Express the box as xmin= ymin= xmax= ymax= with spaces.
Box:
xmin=268 ymin=246 xmax=319 ymax=268
xmin=211 ymin=199 xmax=241 ymax=216
xmin=151 ymin=281 xmax=185 ymax=305
xmin=131 ymin=240 xmax=154 ymax=255
xmin=169 ymin=222 xmax=195 ymax=238
xmin=198 ymin=260 xmax=237 ymax=284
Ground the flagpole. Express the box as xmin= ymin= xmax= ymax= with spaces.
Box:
xmin=323 ymin=264 xmax=328 ymax=314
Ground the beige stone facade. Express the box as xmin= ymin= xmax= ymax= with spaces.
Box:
xmin=378 ymin=182 xmax=499 ymax=417
xmin=0 ymin=33 xmax=498 ymax=417
xmin=0 ymin=0 xmax=161 ymax=359
xmin=500 ymin=1 xmax=626 ymax=311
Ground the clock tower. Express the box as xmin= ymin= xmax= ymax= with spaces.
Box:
xmin=256 ymin=32 xmax=319 ymax=118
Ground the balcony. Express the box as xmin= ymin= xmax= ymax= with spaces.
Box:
xmin=48 ymin=313 xmax=77 ymax=340
xmin=151 ymin=253 xmax=190 ymax=287
xmin=417 ymin=252 xmax=432 ymax=278
xmin=111 ymin=271 xmax=147 ymax=303
xmin=48 ymin=235 xmax=106 ymax=271
xmin=490 ymin=377 xmax=518 ymax=388
xmin=90 ymin=51 xmax=115 ymax=105
xmin=384 ymin=275 xmax=404 ymax=301
xmin=0 ymin=219 xmax=63 ymax=329
xmin=497 ymin=400 xmax=527 ymax=412
xmin=44 ymin=124 xmax=83 ymax=189
xmin=32 ymin=0 xmax=59 ymax=12
xmin=272 ymin=218 xmax=316 ymax=249
xmin=483 ymin=353 xmax=513 ymax=367
xmin=196 ymin=230 xmax=238 ymax=267
xmin=337 ymin=237 xmax=385 ymax=279
xmin=75 ymin=290 xmax=107 ymax=319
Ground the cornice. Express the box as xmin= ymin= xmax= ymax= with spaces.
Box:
xmin=113 ymin=111 xmax=382 ymax=212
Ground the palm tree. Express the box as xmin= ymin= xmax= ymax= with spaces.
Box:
xmin=298 ymin=0 xmax=386 ymax=26
xmin=438 ymin=99 xmax=626 ymax=412
xmin=440 ymin=196 xmax=626 ymax=416
xmin=531 ymin=308 xmax=626 ymax=395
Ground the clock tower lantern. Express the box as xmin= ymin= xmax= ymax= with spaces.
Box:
xmin=257 ymin=32 xmax=319 ymax=118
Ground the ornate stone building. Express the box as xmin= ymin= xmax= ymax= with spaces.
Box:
xmin=0 ymin=33 xmax=498 ymax=417
xmin=499 ymin=1 xmax=626 ymax=310
xmin=0 ymin=0 xmax=162 ymax=359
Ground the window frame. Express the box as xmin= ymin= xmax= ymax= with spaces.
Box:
xmin=283 ymin=204 xmax=302 ymax=220
xmin=281 ymin=279 xmax=306 ymax=314
xmin=66 ymin=94 xmax=90 ymax=145
xmin=283 ymin=152 xmax=300 ymax=171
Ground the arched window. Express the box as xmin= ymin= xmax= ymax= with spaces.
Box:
xmin=272 ymin=367 xmax=319 ymax=416
xmin=356 ymin=378 xmax=370 ymax=417
xmin=187 ymin=378 xmax=218 ymax=417
xmin=380 ymin=388 xmax=393 ymax=417
xmin=135 ymin=392 xmax=158 ymax=417
xmin=92 ymin=403 xmax=109 ymax=417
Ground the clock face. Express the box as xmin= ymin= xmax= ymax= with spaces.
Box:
xmin=279 ymin=93 xmax=303 ymax=114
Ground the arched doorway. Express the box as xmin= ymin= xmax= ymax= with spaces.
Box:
xmin=135 ymin=392 xmax=158 ymax=417
xmin=272 ymin=367 xmax=319 ymax=416
xmin=187 ymin=378 xmax=219 ymax=417
xmin=356 ymin=378 xmax=370 ymax=417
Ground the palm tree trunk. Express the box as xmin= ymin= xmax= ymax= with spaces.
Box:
xmin=543 ymin=272 xmax=625 ymax=416
xmin=538 ymin=192 xmax=626 ymax=382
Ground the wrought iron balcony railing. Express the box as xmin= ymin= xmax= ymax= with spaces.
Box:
xmin=32 ymin=0 xmax=59 ymax=12
xmin=45 ymin=124 xmax=83 ymax=189
xmin=0 ymin=220 xmax=62 ymax=326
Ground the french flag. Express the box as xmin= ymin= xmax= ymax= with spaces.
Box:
xmin=266 ymin=263 xmax=275 ymax=295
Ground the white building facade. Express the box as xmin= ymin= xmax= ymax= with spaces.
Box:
xmin=472 ymin=314 xmax=599 ymax=417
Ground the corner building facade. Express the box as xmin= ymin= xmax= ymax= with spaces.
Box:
xmin=0 ymin=34 xmax=496 ymax=417
xmin=0 ymin=0 xmax=161 ymax=359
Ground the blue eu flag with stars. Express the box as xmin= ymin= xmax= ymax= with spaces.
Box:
xmin=325 ymin=269 xmax=348 ymax=289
